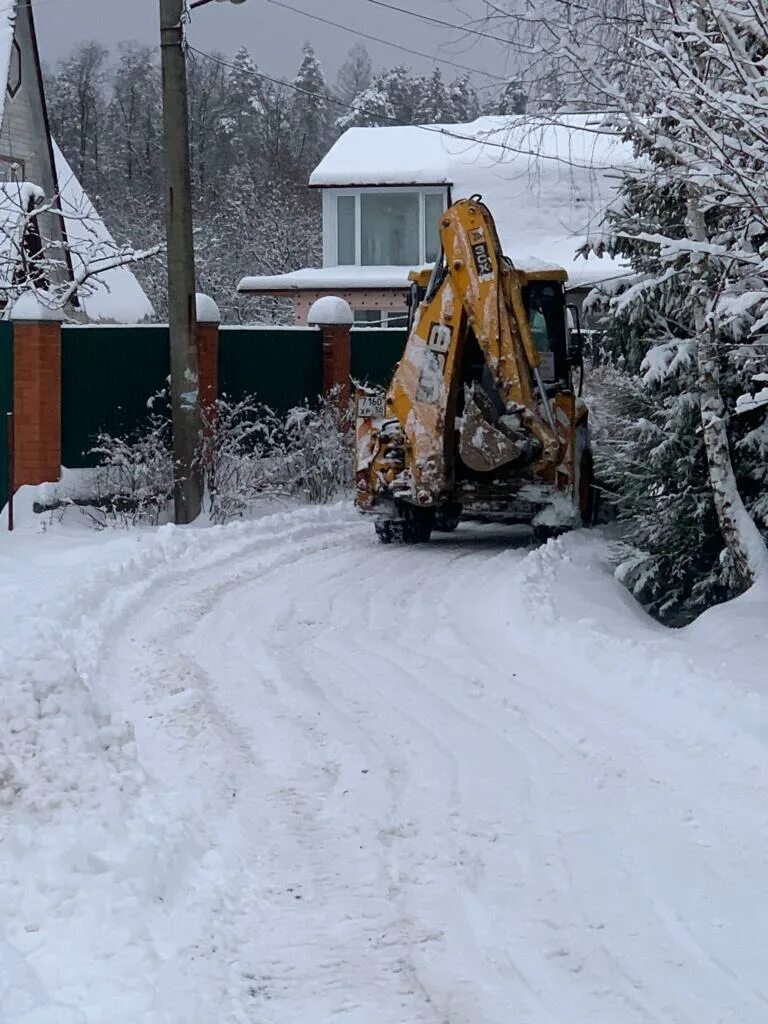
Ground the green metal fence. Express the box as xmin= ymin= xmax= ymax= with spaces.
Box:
xmin=61 ymin=326 xmax=170 ymax=468
xmin=219 ymin=327 xmax=322 ymax=411
xmin=0 ymin=322 xmax=12 ymax=511
xmin=57 ymin=323 xmax=409 ymax=472
xmin=351 ymin=328 xmax=407 ymax=388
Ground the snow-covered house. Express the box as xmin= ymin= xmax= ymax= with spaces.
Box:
xmin=0 ymin=2 xmax=152 ymax=321
xmin=238 ymin=115 xmax=637 ymax=326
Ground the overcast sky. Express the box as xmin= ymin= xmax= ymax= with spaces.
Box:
xmin=33 ymin=0 xmax=513 ymax=87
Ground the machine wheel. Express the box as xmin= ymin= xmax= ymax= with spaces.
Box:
xmin=434 ymin=501 xmax=462 ymax=533
xmin=578 ymin=446 xmax=597 ymax=526
xmin=374 ymin=504 xmax=435 ymax=544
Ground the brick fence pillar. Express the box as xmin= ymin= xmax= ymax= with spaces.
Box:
xmin=308 ymin=296 xmax=353 ymax=405
xmin=11 ymin=294 xmax=64 ymax=488
xmin=195 ymin=294 xmax=220 ymax=421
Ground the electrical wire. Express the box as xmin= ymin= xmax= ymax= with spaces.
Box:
xmin=188 ymin=44 xmax=624 ymax=172
xmin=262 ymin=0 xmax=507 ymax=82
xmin=358 ymin=0 xmax=524 ymax=47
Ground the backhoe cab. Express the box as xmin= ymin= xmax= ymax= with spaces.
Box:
xmin=355 ymin=195 xmax=594 ymax=543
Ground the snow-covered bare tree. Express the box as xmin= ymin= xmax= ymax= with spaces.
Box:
xmin=45 ymin=43 xmax=109 ymax=191
xmin=0 ymin=180 xmax=160 ymax=317
xmin=336 ymin=43 xmax=373 ymax=106
xmin=106 ymin=43 xmax=162 ymax=196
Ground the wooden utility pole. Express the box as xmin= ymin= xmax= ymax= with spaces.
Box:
xmin=159 ymin=0 xmax=202 ymax=524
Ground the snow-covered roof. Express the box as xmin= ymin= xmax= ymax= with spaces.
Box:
xmin=240 ymin=265 xmax=433 ymax=293
xmin=0 ymin=180 xmax=44 ymax=286
xmin=239 ymin=254 xmax=580 ymax=295
xmin=53 ymin=141 xmax=154 ymax=323
xmin=309 ymin=115 xmax=637 ymax=287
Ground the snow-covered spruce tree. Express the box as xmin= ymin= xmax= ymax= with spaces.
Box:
xmin=586 ymin=0 xmax=768 ymax=614
xmin=448 ymin=74 xmax=480 ymax=122
xmin=414 ymin=68 xmax=456 ymax=124
xmin=336 ymin=82 xmax=395 ymax=130
xmin=484 ymin=78 xmax=528 ymax=116
xmin=290 ymin=43 xmax=335 ymax=177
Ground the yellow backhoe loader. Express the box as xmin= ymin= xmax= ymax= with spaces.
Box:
xmin=355 ymin=195 xmax=595 ymax=543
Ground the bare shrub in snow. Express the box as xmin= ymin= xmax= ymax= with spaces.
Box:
xmin=89 ymin=413 xmax=173 ymax=527
xmin=281 ymin=388 xmax=354 ymax=505
xmin=199 ymin=397 xmax=287 ymax=524
xmin=88 ymin=389 xmax=355 ymax=528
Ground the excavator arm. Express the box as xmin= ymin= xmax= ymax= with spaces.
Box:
xmin=355 ymin=196 xmax=589 ymax=538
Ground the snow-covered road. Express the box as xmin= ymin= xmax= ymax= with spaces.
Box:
xmin=2 ymin=506 xmax=768 ymax=1023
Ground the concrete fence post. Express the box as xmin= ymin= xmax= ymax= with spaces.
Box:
xmin=11 ymin=293 xmax=64 ymax=488
xmin=195 ymin=293 xmax=220 ymax=421
xmin=308 ymin=296 xmax=353 ymax=405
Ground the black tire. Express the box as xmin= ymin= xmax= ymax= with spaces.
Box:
xmin=578 ymin=447 xmax=597 ymax=526
xmin=374 ymin=504 xmax=434 ymax=545
xmin=375 ymin=518 xmax=397 ymax=544
xmin=434 ymin=502 xmax=462 ymax=533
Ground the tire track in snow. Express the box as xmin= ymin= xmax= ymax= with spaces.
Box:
xmin=73 ymin=510 xmax=768 ymax=1023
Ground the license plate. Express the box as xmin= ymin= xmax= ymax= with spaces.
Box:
xmin=357 ymin=394 xmax=386 ymax=418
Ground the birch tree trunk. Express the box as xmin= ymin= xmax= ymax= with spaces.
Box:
xmin=687 ymin=188 xmax=768 ymax=585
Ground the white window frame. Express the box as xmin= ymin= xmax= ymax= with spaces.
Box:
xmin=324 ymin=186 xmax=448 ymax=268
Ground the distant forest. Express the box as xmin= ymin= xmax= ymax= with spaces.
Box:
xmin=45 ymin=41 xmax=527 ymax=322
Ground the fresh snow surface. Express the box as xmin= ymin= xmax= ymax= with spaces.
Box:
xmin=2 ymin=505 xmax=768 ymax=1023
xmin=307 ymin=295 xmax=353 ymax=325
xmin=310 ymin=115 xmax=638 ymax=288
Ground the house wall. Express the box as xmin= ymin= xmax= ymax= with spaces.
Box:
xmin=292 ymin=287 xmax=409 ymax=326
xmin=0 ymin=8 xmax=67 ymax=283
xmin=321 ymin=185 xmax=448 ymax=268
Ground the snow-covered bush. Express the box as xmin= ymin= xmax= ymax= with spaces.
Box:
xmin=199 ymin=397 xmax=286 ymax=524
xmin=281 ymin=387 xmax=354 ymax=505
xmin=89 ymin=412 xmax=173 ymax=527
xmin=88 ymin=389 xmax=355 ymax=528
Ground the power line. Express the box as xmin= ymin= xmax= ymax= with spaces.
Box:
xmin=188 ymin=44 xmax=625 ymax=173
xmin=262 ymin=0 xmax=507 ymax=82
xmin=359 ymin=0 xmax=526 ymax=48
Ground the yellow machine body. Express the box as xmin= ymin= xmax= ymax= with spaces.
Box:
xmin=355 ymin=196 xmax=592 ymax=543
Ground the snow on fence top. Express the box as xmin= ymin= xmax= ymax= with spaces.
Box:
xmin=307 ymin=295 xmax=353 ymax=326
xmin=310 ymin=114 xmax=638 ymax=289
